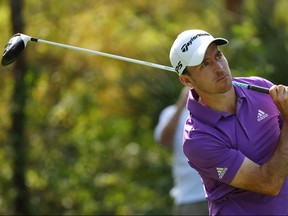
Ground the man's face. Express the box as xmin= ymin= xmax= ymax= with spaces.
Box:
xmin=180 ymin=43 xmax=232 ymax=95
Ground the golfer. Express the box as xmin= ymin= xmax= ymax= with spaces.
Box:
xmin=169 ymin=29 xmax=288 ymax=215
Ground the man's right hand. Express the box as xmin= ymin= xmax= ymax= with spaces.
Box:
xmin=270 ymin=85 xmax=288 ymax=121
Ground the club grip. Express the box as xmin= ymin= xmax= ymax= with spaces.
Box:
xmin=248 ymin=84 xmax=270 ymax=94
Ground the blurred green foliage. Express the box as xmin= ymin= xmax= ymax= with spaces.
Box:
xmin=0 ymin=0 xmax=288 ymax=215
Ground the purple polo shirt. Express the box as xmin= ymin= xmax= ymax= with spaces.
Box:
xmin=183 ymin=76 xmax=288 ymax=215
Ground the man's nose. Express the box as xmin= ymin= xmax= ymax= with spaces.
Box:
xmin=212 ymin=60 xmax=223 ymax=73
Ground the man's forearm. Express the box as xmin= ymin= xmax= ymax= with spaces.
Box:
xmin=159 ymin=108 xmax=183 ymax=147
xmin=261 ymin=122 xmax=288 ymax=194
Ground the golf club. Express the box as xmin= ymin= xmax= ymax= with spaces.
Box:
xmin=1 ymin=33 xmax=175 ymax=71
xmin=1 ymin=33 xmax=269 ymax=94
xmin=231 ymin=81 xmax=269 ymax=94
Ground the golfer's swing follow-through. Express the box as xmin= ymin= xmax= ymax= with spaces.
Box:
xmin=2 ymin=30 xmax=288 ymax=215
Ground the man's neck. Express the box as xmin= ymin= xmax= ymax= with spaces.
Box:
xmin=199 ymin=89 xmax=236 ymax=114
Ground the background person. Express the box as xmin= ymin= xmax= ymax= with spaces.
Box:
xmin=154 ymin=87 xmax=208 ymax=215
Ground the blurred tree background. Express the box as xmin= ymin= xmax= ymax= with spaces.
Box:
xmin=0 ymin=0 xmax=288 ymax=215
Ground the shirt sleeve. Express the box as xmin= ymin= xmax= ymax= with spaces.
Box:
xmin=183 ymin=127 xmax=245 ymax=185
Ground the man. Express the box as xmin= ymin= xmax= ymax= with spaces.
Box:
xmin=154 ymin=87 xmax=208 ymax=215
xmin=169 ymin=29 xmax=288 ymax=215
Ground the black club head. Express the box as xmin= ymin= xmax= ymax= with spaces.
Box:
xmin=1 ymin=33 xmax=27 ymax=66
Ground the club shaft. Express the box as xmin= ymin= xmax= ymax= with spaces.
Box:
xmin=33 ymin=38 xmax=175 ymax=72
xmin=232 ymin=81 xmax=270 ymax=94
xmin=27 ymin=36 xmax=269 ymax=95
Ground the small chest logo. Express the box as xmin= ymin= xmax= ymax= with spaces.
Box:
xmin=257 ymin=110 xmax=268 ymax=122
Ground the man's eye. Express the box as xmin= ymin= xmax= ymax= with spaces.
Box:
xmin=217 ymin=52 xmax=223 ymax=58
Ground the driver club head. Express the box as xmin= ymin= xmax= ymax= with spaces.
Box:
xmin=1 ymin=33 xmax=31 ymax=66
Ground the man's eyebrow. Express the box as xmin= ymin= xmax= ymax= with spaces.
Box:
xmin=200 ymin=49 xmax=222 ymax=64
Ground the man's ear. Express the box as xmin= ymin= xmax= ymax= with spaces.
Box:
xmin=179 ymin=75 xmax=194 ymax=87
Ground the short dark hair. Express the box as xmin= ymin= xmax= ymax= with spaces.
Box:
xmin=181 ymin=67 xmax=190 ymax=75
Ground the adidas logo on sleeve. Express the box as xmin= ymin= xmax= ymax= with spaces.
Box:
xmin=216 ymin=167 xmax=228 ymax=179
